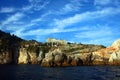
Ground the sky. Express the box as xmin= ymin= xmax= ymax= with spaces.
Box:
xmin=0 ymin=0 xmax=120 ymax=46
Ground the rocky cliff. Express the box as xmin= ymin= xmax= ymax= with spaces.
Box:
xmin=0 ymin=30 xmax=120 ymax=66
xmin=0 ymin=30 xmax=22 ymax=64
xmin=109 ymin=39 xmax=120 ymax=64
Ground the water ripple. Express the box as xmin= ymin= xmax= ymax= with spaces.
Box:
xmin=0 ymin=65 xmax=120 ymax=80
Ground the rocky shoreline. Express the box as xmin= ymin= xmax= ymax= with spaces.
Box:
xmin=0 ymin=30 xmax=120 ymax=67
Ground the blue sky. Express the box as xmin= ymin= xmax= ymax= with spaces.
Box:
xmin=0 ymin=0 xmax=120 ymax=46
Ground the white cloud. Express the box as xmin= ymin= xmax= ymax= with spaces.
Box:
xmin=22 ymin=5 xmax=33 ymax=11
xmin=75 ymin=26 xmax=112 ymax=39
xmin=28 ymin=0 xmax=50 ymax=11
xmin=31 ymin=11 xmax=52 ymax=23
xmin=82 ymin=38 xmax=114 ymax=46
xmin=54 ymin=0 xmax=91 ymax=15
xmin=3 ymin=20 xmax=36 ymax=33
xmin=3 ymin=11 xmax=52 ymax=35
xmin=5 ymin=26 xmax=22 ymax=31
xmin=11 ymin=28 xmax=25 ymax=37
xmin=15 ymin=28 xmax=80 ymax=37
xmin=12 ymin=21 xmax=24 ymax=25
xmin=94 ymin=0 xmax=120 ymax=8
xmin=12 ymin=25 xmax=91 ymax=39
xmin=0 ymin=0 xmax=50 ymax=14
xmin=94 ymin=0 xmax=111 ymax=5
xmin=1 ymin=12 xmax=24 ymax=26
xmin=58 ymin=0 xmax=82 ymax=14
xmin=21 ymin=0 xmax=50 ymax=13
xmin=54 ymin=7 xmax=120 ymax=29
xmin=0 ymin=7 xmax=16 ymax=13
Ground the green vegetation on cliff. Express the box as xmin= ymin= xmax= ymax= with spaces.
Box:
xmin=0 ymin=30 xmax=23 ymax=52
xmin=0 ymin=30 xmax=107 ymax=65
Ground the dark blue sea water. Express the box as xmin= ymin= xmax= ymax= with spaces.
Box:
xmin=0 ymin=65 xmax=120 ymax=80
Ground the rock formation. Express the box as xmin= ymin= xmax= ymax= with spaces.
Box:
xmin=41 ymin=48 xmax=67 ymax=67
xmin=111 ymin=39 xmax=120 ymax=51
xmin=109 ymin=39 xmax=120 ymax=64
xmin=18 ymin=48 xmax=29 ymax=64
xmin=109 ymin=51 xmax=120 ymax=62
xmin=1 ymin=30 xmax=120 ymax=66
xmin=89 ymin=39 xmax=120 ymax=65
xmin=0 ymin=51 xmax=12 ymax=64
xmin=37 ymin=51 xmax=45 ymax=64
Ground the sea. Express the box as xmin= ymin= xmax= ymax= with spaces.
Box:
xmin=0 ymin=65 xmax=120 ymax=80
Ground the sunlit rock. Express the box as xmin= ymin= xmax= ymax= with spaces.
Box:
xmin=18 ymin=48 xmax=29 ymax=64
xmin=109 ymin=51 xmax=120 ymax=62
xmin=111 ymin=39 xmax=120 ymax=51
xmin=41 ymin=48 xmax=67 ymax=66
xmin=108 ymin=39 xmax=120 ymax=63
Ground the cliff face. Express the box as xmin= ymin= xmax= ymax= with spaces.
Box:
xmin=0 ymin=30 xmax=22 ymax=64
xmin=0 ymin=30 xmax=106 ymax=66
xmin=17 ymin=40 xmax=40 ymax=64
xmin=90 ymin=39 xmax=120 ymax=65
xmin=16 ymin=38 xmax=120 ymax=66
xmin=1 ymin=30 xmax=120 ymax=66
xmin=13 ymin=38 xmax=106 ymax=66
xmin=18 ymin=48 xmax=43 ymax=64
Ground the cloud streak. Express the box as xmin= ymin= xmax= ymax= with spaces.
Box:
xmin=74 ymin=25 xmax=120 ymax=46
xmin=57 ymin=0 xmax=82 ymax=14
xmin=94 ymin=0 xmax=111 ymax=5
xmin=0 ymin=7 xmax=16 ymax=13
xmin=12 ymin=27 xmax=81 ymax=38
xmin=54 ymin=7 xmax=120 ymax=29
xmin=82 ymin=38 xmax=115 ymax=46
xmin=1 ymin=12 xmax=24 ymax=26
xmin=75 ymin=26 xmax=112 ymax=39
xmin=23 ymin=0 xmax=50 ymax=11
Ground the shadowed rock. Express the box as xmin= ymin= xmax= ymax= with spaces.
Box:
xmin=41 ymin=52 xmax=54 ymax=67
xmin=37 ymin=51 xmax=45 ymax=64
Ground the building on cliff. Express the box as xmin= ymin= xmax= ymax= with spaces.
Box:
xmin=46 ymin=38 xmax=67 ymax=46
